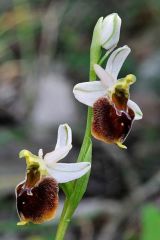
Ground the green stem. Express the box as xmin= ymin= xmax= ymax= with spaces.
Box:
xmin=76 ymin=47 xmax=97 ymax=161
xmin=55 ymin=194 xmax=87 ymax=240
xmin=55 ymin=18 xmax=101 ymax=240
xmin=98 ymin=47 xmax=113 ymax=65
xmin=55 ymin=70 xmax=95 ymax=240
xmin=99 ymin=51 xmax=109 ymax=65
xmin=55 ymin=199 xmax=70 ymax=240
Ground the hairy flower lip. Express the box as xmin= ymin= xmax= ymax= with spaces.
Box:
xmin=92 ymin=97 xmax=135 ymax=148
xmin=16 ymin=176 xmax=59 ymax=224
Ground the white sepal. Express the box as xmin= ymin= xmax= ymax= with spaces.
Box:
xmin=105 ymin=45 xmax=131 ymax=79
xmin=73 ymin=81 xmax=106 ymax=107
xmin=44 ymin=124 xmax=72 ymax=167
xmin=47 ymin=162 xmax=91 ymax=183
xmin=101 ymin=13 xmax=121 ymax=50
xmin=44 ymin=145 xmax=72 ymax=168
xmin=94 ymin=64 xmax=116 ymax=88
xmin=55 ymin=124 xmax=72 ymax=149
xmin=128 ymin=100 xmax=143 ymax=120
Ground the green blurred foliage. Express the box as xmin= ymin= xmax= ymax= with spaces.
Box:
xmin=140 ymin=205 xmax=160 ymax=240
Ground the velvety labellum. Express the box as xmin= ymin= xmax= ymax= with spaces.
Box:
xmin=16 ymin=169 xmax=59 ymax=224
xmin=92 ymin=97 xmax=134 ymax=145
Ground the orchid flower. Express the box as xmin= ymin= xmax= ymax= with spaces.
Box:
xmin=99 ymin=13 xmax=121 ymax=50
xmin=73 ymin=46 xmax=143 ymax=148
xmin=16 ymin=124 xmax=91 ymax=225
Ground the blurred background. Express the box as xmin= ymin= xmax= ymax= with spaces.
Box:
xmin=0 ymin=0 xmax=160 ymax=239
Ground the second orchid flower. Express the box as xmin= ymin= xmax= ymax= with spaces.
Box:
xmin=73 ymin=46 xmax=142 ymax=148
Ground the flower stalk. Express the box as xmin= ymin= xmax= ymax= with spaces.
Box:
xmin=54 ymin=17 xmax=103 ymax=240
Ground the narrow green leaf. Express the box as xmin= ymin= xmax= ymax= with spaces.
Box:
xmin=67 ymin=140 xmax=92 ymax=213
xmin=55 ymin=141 xmax=92 ymax=240
xmin=77 ymin=136 xmax=91 ymax=162
xmin=60 ymin=182 xmax=74 ymax=199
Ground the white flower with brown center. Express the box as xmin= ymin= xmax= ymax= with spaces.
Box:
xmin=73 ymin=46 xmax=143 ymax=148
xmin=16 ymin=124 xmax=91 ymax=225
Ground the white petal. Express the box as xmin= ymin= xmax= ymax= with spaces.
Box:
xmin=105 ymin=46 xmax=131 ymax=79
xmin=44 ymin=145 xmax=72 ymax=167
xmin=73 ymin=81 xmax=106 ymax=107
xmin=47 ymin=162 xmax=91 ymax=183
xmin=128 ymin=100 xmax=143 ymax=120
xmin=55 ymin=124 xmax=72 ymax=149
xmin=94 ymin=64 xmax=116 ymax=88
xmin=44 ymin=124 xmax=72 ymax=166
xmin=101 ymin=13 xmax=121 ymax=50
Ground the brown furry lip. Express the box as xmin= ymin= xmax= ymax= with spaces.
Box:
xmin=92 ymin=97 xmax=135 ymax=145
xmin=16 ymin=168 xmax=59 ymax=224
